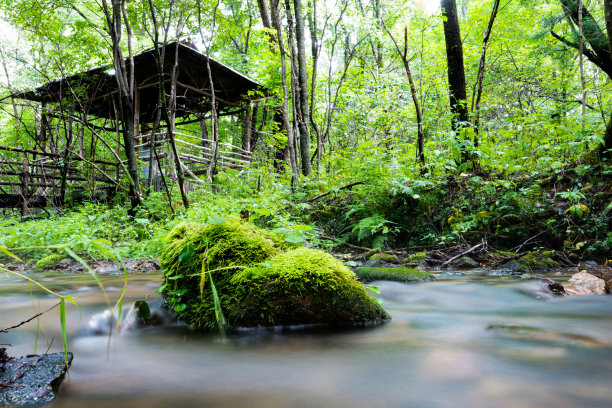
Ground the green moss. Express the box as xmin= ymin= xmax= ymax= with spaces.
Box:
xmin=160 ymin=218 xmax=287 ymax=329
xmin=369 ymin=252 xmax=399 ymax=263
xmin=33 ymin=253 xmax=67 ymax=270
xmin=230 ymin=247 xmax=389 ymax=327
xmin=516 ymin=250 xmax=559 ymax=271
xmin=354 ymin=267 xmax=435 ymax=283
xmin=407 ymin=252 xmax=427 ymax=263
xmin=159 ymin=218 xmax=388 ymax=329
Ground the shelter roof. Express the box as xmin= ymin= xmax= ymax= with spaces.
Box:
xmin=14 ymin=41 xmax=266 ymax=123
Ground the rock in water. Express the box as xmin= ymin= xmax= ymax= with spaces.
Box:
xmin=0 ymin=351 xmax=72 ymax=406
xmin=159 ymin=218 xmax=389 ymax=329
xmin=563 ymin=271 xmax=606 ymax=296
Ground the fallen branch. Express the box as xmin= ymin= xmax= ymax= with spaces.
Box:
xmin=1 ymin=302 xmax=60 ymax=333
xmin=442 ymin=240 xmax=485 ymax=267
xmin=304 ymin=181 xmax=364 ymax=203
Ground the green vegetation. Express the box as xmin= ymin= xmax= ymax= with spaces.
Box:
xmin=354 ymin=267 xmax=435 ymax=283
xmin=159 ymin=218 xmax=388 ymax=329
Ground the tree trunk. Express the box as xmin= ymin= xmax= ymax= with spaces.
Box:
xmin=271 ymin=0 xmax=299 ymax=176
xmin=602 ymin=0 xmax=612 ymax=157
xmin=292 ymin=0 xmax=311 ymax=176
xmin=101 ymin=0 xmax=142 ymax=213
xmin=441 ymin=0 xmax=470 ymax=163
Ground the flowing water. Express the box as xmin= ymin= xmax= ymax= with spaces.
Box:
xmin=1 ymin=269 xmax=611 ymax=408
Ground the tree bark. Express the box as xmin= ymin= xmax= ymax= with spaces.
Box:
xmin=441 ymin=0 xmax=470 ymax=163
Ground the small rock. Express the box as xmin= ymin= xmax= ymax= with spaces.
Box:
xmin=363 ymin=259 xmax=392 ymax=268
xmin=602 ymin=272 xmax=612 ymax=293
xmin=541 ymin=278 xmax=565 ymax=296
xmin=499 ymin=259 xmax=521 ymax=272
xmin=563 ymin=271 xmax=606 ymax=296
xmin=0 ymin=351 xmax=72 ymax=406
xmin=450 ymin=256 xmax=479 ymax=269
xmin=368 ymin=253 xmax=399 ymax=264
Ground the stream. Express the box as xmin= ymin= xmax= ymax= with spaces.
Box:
xmin=1 ymin=268 xmax=611 ymax=407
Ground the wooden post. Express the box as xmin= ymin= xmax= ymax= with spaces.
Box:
xmin=20 ymin=152 xmax=29 ymax=217
xmin=59 ymin=112 xmax=74 ymax=206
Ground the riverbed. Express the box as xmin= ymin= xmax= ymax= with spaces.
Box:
xmin=1 ymin=269 xmax=611 ymax=407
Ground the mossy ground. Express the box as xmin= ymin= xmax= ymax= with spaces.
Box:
xmin=33 ymin=253 xmax=67 ymax=270
xmin=160 ymin=218 xmax=389 ymax=329
xmin=354 ymin=267 xmax=435 ymax=283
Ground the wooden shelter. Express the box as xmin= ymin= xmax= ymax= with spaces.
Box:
xmin=0 ymin=41 xmax=266 ymax=214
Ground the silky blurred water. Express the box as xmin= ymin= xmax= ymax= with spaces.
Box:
xmin=1 ymin=269 xmax=611 ymax=408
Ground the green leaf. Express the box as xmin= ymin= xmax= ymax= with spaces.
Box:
xmin=59 ymin=298 xmax=68 ymax=361
xmin=0 ymin=245 xmax=22 ymax=262
xmin=178 ymin=243 xmax=194 ymax=263
xmin=284 ymin=235 xmax=306 ymax=244
xmin=208 ymin=217 xmax=225 ymax=224
xmin=134 ymin=300 xmax=151 ymax=320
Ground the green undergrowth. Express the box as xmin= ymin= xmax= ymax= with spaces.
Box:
xmin=303 ymin=160 xmax=612 ymax=260
xmin=159 ymin=218 xmax=388 ymax=329
xmin=354 ymin=267 xmax=435 ymax=283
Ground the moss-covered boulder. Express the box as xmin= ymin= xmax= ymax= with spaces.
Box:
xmin=33 ymin=253 xmax=67 ymax=270
xmin=354 ymin=267 xmax=435 ymax=283
xmin=368 ymin=252 xmax=399 ymax=263
xmin=160 ymin=218 xmax=389 ymax=329
xmin=230 ymin=247 xmax=389 ymax=327
xmin=515 ymin=251 xmax=559 ymax=272
xmin=406 ymin=252 xmax=427 ymax=263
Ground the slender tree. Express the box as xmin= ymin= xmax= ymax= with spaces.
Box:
xmin=471 ymin=0 xmax=500 ymax=145
xmin=382 ymin=22 xmax=425 ymax=167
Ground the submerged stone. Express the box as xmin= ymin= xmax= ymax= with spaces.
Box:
xmin=0 ymin=351 xmax=72 ymax=406
xmin=160 ymin=218 xmax=389 ymax=329
xmin=354 ymin=267 xmax=435 ymax=283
